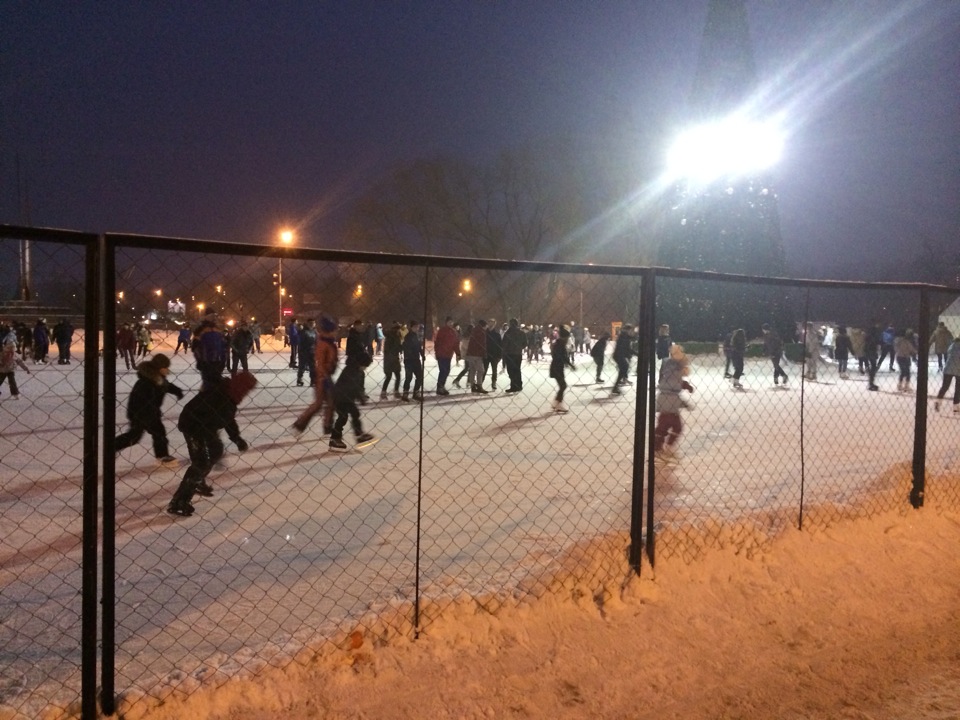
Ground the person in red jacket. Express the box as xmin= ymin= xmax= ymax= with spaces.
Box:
xmin=433 ymin=316 xmax=460 ymax=396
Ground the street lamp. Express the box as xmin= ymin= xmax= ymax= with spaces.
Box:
xmin=461 ymin=279 xmax=473 ymax=322
xmin=276 ymin=229 xmax=295 ymax=327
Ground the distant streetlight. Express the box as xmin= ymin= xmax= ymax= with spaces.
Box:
xmin=276 ymin=229 xmax=295 ymax=326
xmin=461 ymin=279 xmax=473 ymax=322
xmin=354 ymin=283 xmax=363 ymax=298
xmin=155 ymin=289 xmax=162 ymax=297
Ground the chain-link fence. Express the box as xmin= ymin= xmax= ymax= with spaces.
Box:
xmin=0 ymin=228 xmax=99 ymax=720
xmin=2 ymin=225 xmax=959 ymax=719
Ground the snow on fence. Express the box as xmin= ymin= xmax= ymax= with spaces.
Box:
xmin=1 ymin=226 xmax=959 ymax=719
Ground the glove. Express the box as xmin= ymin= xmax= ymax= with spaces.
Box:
xmin=172 ymin=387 xmax=184 ymax=400
xmin=235 ymin=438 xmax=249 ymax=452
xmin=682 ymin=381 xmax=694 ymax=393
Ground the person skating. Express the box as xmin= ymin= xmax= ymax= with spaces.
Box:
xmin=761 ymin=324 xmax=788 ymax=385
xmin=931 ymin=321 xmax=953 ymax=372
xmin=834 ymin=326 xmax=852 ymax=379
xmin=345 ymin=319 xmax=371 ymax=402
xmin=549 ymin=325 xmax=575 ymax=413
xmin=611 ymin=325 xmax=635 ymax=394
xmin=933 ymin=337 xmax=960 ymax=413
xmin=894 ymin=329 xmax=917 ymax=392
xmin=656 ymin=324 xmax=672 ymax=364
xmin=484 ymin=318 xmax=502 ymax=391
xmin=433 ymin=316 xmax=460 ymax=396
xmin=33 ymin=318 xmax=50 ymax=364
xmin=590 ymin=331 xmax=610 ymax=384
xmin=729 ymin=328 xmax=746 ymax=388
xmin=401 ymin=320 xmax=424 ymax=401
xmin=117 ymin=322 xmax=137 ymax=370
xmin=802 ymin=322 xmax=821 ymax=381
xmin=654 ymin=344 xmax=695 ymax=459
xmin=230 ymin=320 xmax=254 ymax=375
xmin=293 ymin=316 xmax=339 ymax=435
xmin=115 ymin=354 xmax=184 ymax=466
xmin=167 ymin=371 xmax=255 ymax=517
xmin=878 ymin=324 xmax=896 ymax=372
xmin=0 ymin=327 xmax=31 ymax=400
xmin=380 ymin=321 xmax=403 ymax=399
xmin=52 ymin=318 xmax=74 ymax=365
xmin=501 ymin=318 xmax=527 ymax=393
xmin=192 ymin=310 xmax=227 ymax=389
xmin=174 ymin=324 xmax=191 ymax=354
xmin=466 ymin=319 xmax=489 ymax=394
xmin=452 ymin=323 xmax=472 ymax=389
xmin=329 ymin=352 xmax=376 ymax=452
xmin=286 ymin=318 xmax=300 ymax=368
xmin=865 ymin=321 xmax=882 ymax=391
xmin=296 ymin=318 xmax=318 ymax=386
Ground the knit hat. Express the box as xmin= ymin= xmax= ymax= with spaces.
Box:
xmin=152 ymin=353 xmax=171 ymax=369
xmin=319 ymin=315 xmax=338 ymax=333
xmin=226 ymin=371 xmax=257 ymax=404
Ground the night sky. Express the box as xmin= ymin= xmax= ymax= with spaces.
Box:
xmin=2 ymin=1 xmax=958 ymax=280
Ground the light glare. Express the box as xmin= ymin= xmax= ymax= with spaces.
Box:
xmin=667 ymin=118 xmax=783 ymax=183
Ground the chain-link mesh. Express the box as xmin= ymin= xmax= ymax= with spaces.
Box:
xmin=926 ymin=289 xmax=960 ymax=507
xmin=0 ymin=234 xmax=90 ymax=719
xmin=4 ymin=226 xmax=959 ymax=717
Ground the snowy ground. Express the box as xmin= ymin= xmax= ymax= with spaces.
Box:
xmin=2 ymin=333 xmax=959 ymax=719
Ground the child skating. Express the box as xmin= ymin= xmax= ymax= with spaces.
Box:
xmin=329 ymin=352 xmax=376 ymax=452
xmin=115 ymin=353 xmax=184 ymax=466
xmin=0 ymin=327 xmax=31 ymax=400
xmin=167 ymin=371 xmax=256 ymax=517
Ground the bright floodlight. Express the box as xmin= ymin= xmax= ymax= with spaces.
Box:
xmin=667 ymin=117 xmax=783 ymax=183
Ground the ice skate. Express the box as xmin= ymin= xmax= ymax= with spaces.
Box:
xmin=292 ymin=420 xmax=306 ymax=436
xmin=554 ymin=402 xmax=569 ymax=414
xmin=379 ymin=391 xmax=388 ymax=400
xmin=355 ymin=432 xmax=378 ymax=449
xmin=412 ymin=391 xmax=423 ymax=401
xmin=193 ymin=480 xmax=214 ymax=498
xmin=436 ymin=387 xmax=450 ymax=396
xmin=401 ymin=392 xmax=409 ymax=401
xmin=158 ymin=456 xmax=179 ymax=468
xmin=329 ymin=437 xmax=348 ymax=452
xmin=166 ymin=500 xmax=194 ymax=517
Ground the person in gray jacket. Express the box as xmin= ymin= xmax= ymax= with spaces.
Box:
xmin=934 ymin=338 xmax=960 ymax=413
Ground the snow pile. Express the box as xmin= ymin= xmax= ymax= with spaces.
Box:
xmin=124 ymin=504 xmax=960 ymax=720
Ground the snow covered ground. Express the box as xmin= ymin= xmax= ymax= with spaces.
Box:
xmin=2 ymin=332 xmax=958 ymax=719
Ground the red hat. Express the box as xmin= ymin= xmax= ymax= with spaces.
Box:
xmin=226 ymin=371 xmax=257 ymax=404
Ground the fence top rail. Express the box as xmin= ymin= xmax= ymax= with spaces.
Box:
xmin=3 ymin=225 xmax=957 ymax=293
xmin=0 ymin=224 xmax=99 ymax=245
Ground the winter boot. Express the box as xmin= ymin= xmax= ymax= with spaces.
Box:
xmin=194 ymin=480 xmax=214 ymax=498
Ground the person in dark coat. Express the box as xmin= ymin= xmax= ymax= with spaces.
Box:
xmin=174 ymin=325 xmax=191 ymax=354
xmin=655 ymin=324 xmax=672 ymax=362
xmin=380 ymin=321 xmax=403 ymax=399
xmin=296 ymin=318 xmax=318 ymax=386
xmin=549 ymin=325 xmax=575 ymax=413
xmin=33 ymin=319 xmax=50 ymax=364
xmin=286 ymin=318 xmax=300 ymax=368
xmin=611 ymin=325 xmax=635 ymax=394
xmin=167 ymin=371 xmax=255 ymax=517
xmin=192 ymin=311 xmax=227 ymax=389
xmin=345 ymin=319 xmax=370 ymax=401
xmin=501 ymin=318 xmax=527 ymax=393
xmin=115 ymin=353 xmax=184 ymax=465
xmin=729 ymin=328 xmax=746 ymax=389
xmin=590 ymin=331 xmax=610 ymax=384
xmin=865 ymin=321 xmax=882 ymax=391
xmin=52 ymin=319 xmax=75 ymax=365
xmin=401 ymin=320 xmax=425 ymax=401
xmin=483 ymin=318 xmax=503 ymax=391
xmin=761 ymin=324 xmax=788 ymax=386
xmin=230 ymin=320 xmax=254 ymax=375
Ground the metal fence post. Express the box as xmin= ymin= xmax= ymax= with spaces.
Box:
xmin=81 ymin=236 xmax=101 ymax=720
xmin=628 ymin=270 xmax=653 ymax=572
xmin=911 ymin=288 xmax=929 ymax=508
xmin=100 ymin=236 xmax=118 ymax=716
xmin=413 ymin=264 xmax=430 ymax=637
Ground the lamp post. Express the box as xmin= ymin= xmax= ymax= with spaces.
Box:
xmin=276 ymin=229 xmax=294 ymax=328
xmin=461 ymin=279 xmax=473 ymax=323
